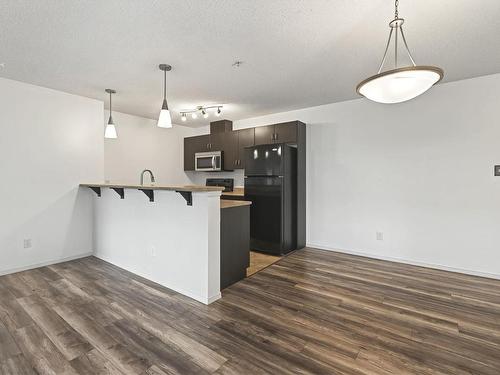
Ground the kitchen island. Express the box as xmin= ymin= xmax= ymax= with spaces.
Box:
xmin=81 ymin=183 xmax=224 ymax=304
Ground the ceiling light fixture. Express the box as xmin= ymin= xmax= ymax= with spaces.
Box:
xmin=157 ymin=64 xmax=173 ymax=128
xmin=104 ymin=89 xmax=118 ymax=139
xmin=356 ymin=0 xmax=444 ymax=104
xmin=179 ymin=105 xmax=223 ymax=122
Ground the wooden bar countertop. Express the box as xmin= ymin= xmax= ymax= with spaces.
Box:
xmin=220 ymin=200 xmax=251 ymax=209
xmin=80 ymin=183 xmax=224 ymax=193
xmin=221 ymin=187 xmax=245 ymax=197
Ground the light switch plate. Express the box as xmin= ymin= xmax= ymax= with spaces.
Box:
xmin=495 ymin=165 xmax=500 ymax=176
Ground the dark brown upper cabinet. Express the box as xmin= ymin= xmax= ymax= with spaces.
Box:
xmin=236 ymin=128 xmax=255 ymax=169
xmin=183 ymin=121 xmax=303 ymax=171
xmin=221 ymin=131 xmax=238 ymax=170
xmin=254 ymin=121 xmax=298 ymax=145
xmin=274 ymin=122 xmax=299 ymax=143
xmin=184 ymin=132 xmax=238 ymax=171
xmin=254 ymin=125 xmax=275 ymax=145
xmin=184 ymin=134 xmax=210 ymax=171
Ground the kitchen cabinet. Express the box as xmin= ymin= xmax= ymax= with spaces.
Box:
xmin=222 ymin=131 xmax=239 ymax=170
xmin=274 ymin=122 xmax=298 ymax=143
xmin=236 ymin=128 xmax=255 ymax=169
xmin=220 ymin=203 xmax=250 ymax=289
xmin=254 ymin=125 xmax=275 ymax=145
xmin=254 ymin=121 xmax=298 ymax=146
xmin=184 ymin=134 xmax=210 ymax=171
xmin=184 ymin=121 xmax=303 ymax=171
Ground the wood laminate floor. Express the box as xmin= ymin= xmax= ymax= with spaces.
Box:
xmin=1 ymin=248 xmax=500 ymax=374
xmin=247 ymin=251 xmax=282 ymax=276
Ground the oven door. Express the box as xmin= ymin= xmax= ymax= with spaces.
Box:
xmin=195 ymin=152 xmax=222 ymax=171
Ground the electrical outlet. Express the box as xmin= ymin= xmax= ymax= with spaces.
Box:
xmin=376 ymin=232 xmax=384 ymax=241
xmin=24 ymin=239 xmax=32 ymax=249
xmin=495 ymin=165 xmax=500 ymax=176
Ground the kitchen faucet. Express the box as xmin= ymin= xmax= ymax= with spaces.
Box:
xmin=140 ymin=169 xmax=156 ymax=186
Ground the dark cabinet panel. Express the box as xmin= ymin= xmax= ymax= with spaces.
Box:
xmin=254 ymin=122 xmax=298 ymax=145
xmin=254 ymin=125 xmax=275 ymax=145
xmin=274 ymin=122 xmax=298 ymax=144
xmin=220 ymin=205 xmax=250 ymax=289
xmin=184 ymin=135 xmax=210 ymax=171
xmin=222 ymin=131 xmax=238 ymax=170
xmin=236 ymin=128 xmax=255 ymax=169
xmin=209 ymin=132 xmax=225 ymax=152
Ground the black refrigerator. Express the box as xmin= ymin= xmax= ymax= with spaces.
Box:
xmin=244 ymin=143 xmax=297 ymax=255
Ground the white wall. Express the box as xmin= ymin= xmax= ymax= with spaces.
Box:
xmin=104 ymin=111 xmax=201 ymax=185
xmin=234 ymin=74 xmax=500 ymax=279
xmin=0 ymin=77 xmax=104 ymax=275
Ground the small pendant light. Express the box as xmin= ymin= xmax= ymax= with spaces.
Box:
xmin=356 ymin=0 xmax=444 ymax=104
xmin=157 ymin=64 xmax=173 ymax=128
xmin=104 ymin=89 xmax=118 ymax=139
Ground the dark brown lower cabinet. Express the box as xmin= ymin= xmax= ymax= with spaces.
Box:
xmin=220 ymin=204 xmax=250 ymax=289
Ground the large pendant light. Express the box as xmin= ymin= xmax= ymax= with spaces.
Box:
xmin=157 ymin=64 xmax=173 ymax=128
xmin=104 ymin=89 xmax=118 ymax=139
xmin=356 ymin=0 xmax=444 ymax=104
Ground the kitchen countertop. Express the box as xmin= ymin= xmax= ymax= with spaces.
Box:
xmin=221 ymin=187 xmax=245 ymax=197
xmin=220 ymin=200 xmax=251 ymax=209
xmin=80 ymin=183 xmax=224 ymax=193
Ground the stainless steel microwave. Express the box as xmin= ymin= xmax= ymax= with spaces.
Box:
xmin=195 ymin=151 xmax=223 ymax=171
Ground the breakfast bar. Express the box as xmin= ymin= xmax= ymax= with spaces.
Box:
xmin=81 ymin=183 xmax=224 ymax=304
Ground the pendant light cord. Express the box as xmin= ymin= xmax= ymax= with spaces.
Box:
xmin=163 ymin=69 xmax=167 ymax=101
xmin=109 ymin=91 xmax=112 ymax=114
xmin=394 ymin=0 xmax=399 ymax=19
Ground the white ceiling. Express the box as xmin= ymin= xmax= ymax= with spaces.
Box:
xmin=1 ymin=0 xmax=500 ymax=126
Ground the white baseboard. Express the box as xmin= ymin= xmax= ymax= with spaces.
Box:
xmin=306 ymin=242 xmax=500 ymax=281
xmin=207 ymin=292 xmax=222 ymax=304
xmin=0 ymin=251 xmax=94 ymax=277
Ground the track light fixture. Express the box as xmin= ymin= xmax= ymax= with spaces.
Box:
xmin=179 ymin=105 xmax=223 ymax=122
xmin=104 ymin=89 xmax=118 ymax=139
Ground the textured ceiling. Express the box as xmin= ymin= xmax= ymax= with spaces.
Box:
xmin=1 ymin=0 xmax=500 ymax=126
